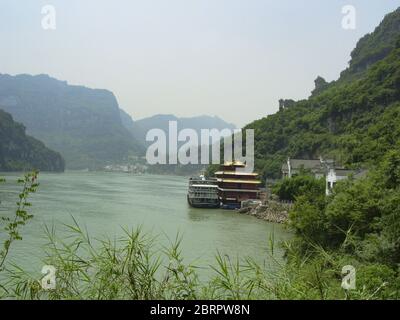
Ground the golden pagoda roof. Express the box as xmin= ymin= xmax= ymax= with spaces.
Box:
xmin=217 ymin=178 xmax=261 ymax=184
xmin=222 ymin=160 xmax=246 ymax=167
xmin=215 ymin=171 xmax=259 ymax=176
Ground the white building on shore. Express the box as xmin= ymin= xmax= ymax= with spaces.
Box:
xmin=282 ymin=157 xmax=367 ymax=195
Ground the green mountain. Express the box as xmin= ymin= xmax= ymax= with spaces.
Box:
xmin=0 ymin=74 xmax=143 ymax=170
xmin=341 ymin=7 xmax=400 ymax=78
xmin=243 ymin=7 xmax=400 ymax=180
xmin=0 ymin=109 xmax=64 ymax=172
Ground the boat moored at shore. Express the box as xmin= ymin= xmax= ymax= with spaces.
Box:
xmin=187 ymin=175 xmax=220 ymax=208
xmin=187 ymin=161 xmax=261 ymax=210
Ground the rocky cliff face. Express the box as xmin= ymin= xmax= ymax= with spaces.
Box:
xmin=343 ymin=7 xmax=400 ymax=77
xmin=242 ymin=7 xmax=400 ymax=179
xmin=0 ymin=74 xmax=142 ymax=169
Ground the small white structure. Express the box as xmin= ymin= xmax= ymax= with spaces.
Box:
xmin=282 ymin=157 xmax=366 ymax=196
xmin=326 ymin=168 xmax=346 ymax=195
xmin=326 ymin=167 xmax=367 ymax=195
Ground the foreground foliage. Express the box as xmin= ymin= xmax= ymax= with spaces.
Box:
xmin=0 ymin=164 xmax=398 ymax=299
xmin=1 ymin=222 xmax=397 ymax=300
xmin=272 ymin=171 xmax=325 ymax=201
xmin=288 ymin=149 xmax=400 ymax=299
xmin=0 ymin=172 xmax=39 ymax=273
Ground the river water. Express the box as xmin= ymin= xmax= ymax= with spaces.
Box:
xmin=0 ymin=171 xmax=290 ymax=278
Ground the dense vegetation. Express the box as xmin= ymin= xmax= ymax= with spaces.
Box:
xmin=0 ymin=110 xmax=64 ymax=172
xmin=0 ymin=167 xmax=398 ymax=300
xmin=0 ymin=74 xmax=143 ymax=170
xmin=0 ymin=7 xmax=399 ymax=301
xmin=342 ymin=7 xmax=400 ymax=78
xmin=272 ymin=171 xmax=325 ymax=201
xmin=245 ymin=8 xmax=400 ymax=180
xmin=284 ymin=148 xmax=400 ymax=299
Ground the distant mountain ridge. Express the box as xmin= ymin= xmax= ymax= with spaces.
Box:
xmin=0 ymin=74 xmax=143 ymax=169
xmin=0 ymin=108 xmax=64 ymax=172
xmin=118 ymin=112 xmax=236 ymax=175
xmin=121 ymin=112 xmax=237 ymax=148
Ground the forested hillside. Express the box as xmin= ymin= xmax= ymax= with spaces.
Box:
xmin=0 ymin=74 xmax=143 ymax=170
xmin=0 ymin=109 xmax=64 ymax=172
xmin=245 ymin=8 xmax=400 ymax=179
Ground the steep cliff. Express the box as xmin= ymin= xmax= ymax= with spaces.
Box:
xmin=0 ymin=109 xmax=64 ymax=172
xmin=0 ymin=74 xmax=143 ymax=169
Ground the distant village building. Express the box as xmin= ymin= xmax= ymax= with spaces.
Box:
xmin=282 ymin=157 xmax=327 ymax=179
xmin=282 ymin=157 xmax=366 ymax=195
xmin=326 ymin=168 xmax=353 ymax=195
xmin=325 ymin=167 xmax=367 ymax=195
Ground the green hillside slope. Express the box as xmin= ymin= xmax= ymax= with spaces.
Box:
xmin=0 ymin=109 xmax=65 ymax=172
xmin=0 ymin=74 xmax=143 ymax=170
xmin=245 ymin=8 xmax=400 ymax=179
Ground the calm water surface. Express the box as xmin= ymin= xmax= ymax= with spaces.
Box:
xmin=0 ymin=171 xmax=290 ymax=277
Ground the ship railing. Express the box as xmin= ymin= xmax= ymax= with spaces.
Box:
xmin=188 ymin=193 xmax=219 ymax=199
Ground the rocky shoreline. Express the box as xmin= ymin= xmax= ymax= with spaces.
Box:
xmin=237 ymin=197 xmax=292 ymax=224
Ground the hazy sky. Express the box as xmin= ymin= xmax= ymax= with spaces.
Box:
xmin=1 ymin=1 xmax=399 ymax=127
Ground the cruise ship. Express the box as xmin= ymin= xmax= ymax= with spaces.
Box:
xmin=187 ymin=175 xmax=220 ymax=208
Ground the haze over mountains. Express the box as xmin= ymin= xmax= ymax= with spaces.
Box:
xmin=121 ymin=112 xmax=236 ymax=148
xmin=0 ymin=73 xmax=235 ymax=171
xmin=0 ymin=74 xmax=144 ymax=170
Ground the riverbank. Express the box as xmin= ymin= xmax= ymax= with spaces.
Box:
xmin=237 ymin=197 xmax=291 ymax=224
